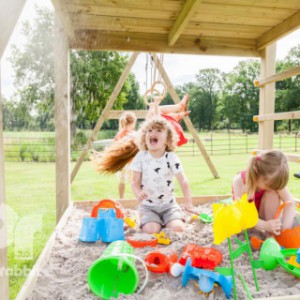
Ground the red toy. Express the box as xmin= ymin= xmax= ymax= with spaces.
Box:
xmin=91 ymin=199 xmax=124 ymax=219
xmin=179 ymin=244 xmax=222 ymax=269
xmin=144 ymin=250 xmax=178 ymax=273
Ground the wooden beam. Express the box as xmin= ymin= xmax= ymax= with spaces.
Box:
xmin=0 ymin=0 xmax=26 ymax=59
xmin=71 ymin=52 xmax=139 ymax=183
xmin=15 ymin=204 xmax=73 ymax=300
xmin=152 ymin=53 xmax=220 ymax=179
xmin=258 ymin=44 xmax=276 ymax=150
xmin=72 ymin=31 xmax=260 ymax=57
xmin=252 ymin=149 xmax=300 ymax=163
xmin=73 ymin=194 xmax=232 ymax=209
xmin=253 ymin=111 xmax=300 ymax=122
xmin=51 ymin=0 xmax=76 ymax=42
xmin=0 ymin=62 xmax=9 ymax=299
xmin=168 ymin=0 xmax=202 ymax=46
xmin=254 ymin=65 xmax=300 ymax=87
xmin=257 ymin=10 xmax=300 ymax=51
xmin=54 ymin=15 xmax=70 ymax=223
xmin=108 ymin=110 xmax=148 ymax=119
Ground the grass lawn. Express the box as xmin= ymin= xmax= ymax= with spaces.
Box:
xmin=5 ymin=153 xmax=300 ymax=298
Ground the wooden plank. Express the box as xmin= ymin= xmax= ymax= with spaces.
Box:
xmin=71 ymin=52 xmax=139 ymax=183
xmin=54 ymin=15 xmax=71 ymax=223
xmin=0 ymin=0 xmax=26 ymax=59
xmin=15 ymin=204 xmax=74 ymax=300
xmin=258 ymin=44 xmax=276 ymax=150
xmin=152 ymin=53 xmax=220 ymax=179
xmin=254 ymin=65 xmax=300 ymax=87
xmin=72 ymin=14 xmax=173 ymax=34
xmin=108 ymin=110 xmax=148 ymax=119
xmin=184 ymin=23 xmax=270 ymax=39
xmin=257 ymin=10 xmax=300 ymax=50
xmin=203 ymin=0 xmax=300 ymax=9
xmin=0 ymin=62 xmax=9 ymax=299
xmin=253 ymin=111 xmax=300 ymax=122
xmin=67 ymin=3 xmax=176 ymax=20
xmin=73 ymin=194 xmax=232 ymax=209
xmin=193 ymin=3 xmax=296 ymax=20
xmin=51 ymin=0 xmax=76 ymax=42
xmin=72 ymin=31 xmax=260 ymax=57
xmin=253 ymin=149 xmax=300 ymax=164
xmin=168 ymin=0 xmax=202 ymax=46
xmin=65 ymin=0 xmax=184 ymax=11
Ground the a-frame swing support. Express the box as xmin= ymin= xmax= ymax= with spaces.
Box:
xmin=71 ymin=52 xmax=219 ymax=183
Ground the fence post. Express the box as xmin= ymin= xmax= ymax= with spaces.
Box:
xmin=246 ymin=133 xmax=248 ymax=153
xmin=229 ymin=131 xmax=231 ymax=155
xmin=211 ymin=133 xmax=213 ymax=155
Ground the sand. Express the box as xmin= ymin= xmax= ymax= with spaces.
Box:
xmin=27 ymin=203 xmax=300 ymax=300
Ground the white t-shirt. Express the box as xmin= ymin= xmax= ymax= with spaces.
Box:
xmin=130 ymin=151 xmax=183 ymax=206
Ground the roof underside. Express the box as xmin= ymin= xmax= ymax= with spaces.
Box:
xmin=51 ymin=0 xmax=300 ymax=57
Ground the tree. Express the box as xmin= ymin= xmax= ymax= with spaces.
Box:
xmin=221 ymin=60 xmax=260 ymax=132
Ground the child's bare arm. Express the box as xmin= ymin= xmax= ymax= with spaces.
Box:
xmin=131 ymin=171 xmax=148 ymax=202
xmin=232 ymin=174 xmax=246 ymax=200
xmin=175 ymin=172 xmax=195 ymax=213
xmin=278 ymin=187 xmax=296 ymax=230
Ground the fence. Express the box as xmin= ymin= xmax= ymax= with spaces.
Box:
xmin=3 ymin=132 xmax=300 ymax=162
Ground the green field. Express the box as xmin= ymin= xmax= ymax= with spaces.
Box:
xmin=4 ymin=148 xmax=300 ymax=298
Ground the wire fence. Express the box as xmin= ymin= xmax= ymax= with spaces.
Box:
xmin=3 ymin=132 xmax=300 ymax=162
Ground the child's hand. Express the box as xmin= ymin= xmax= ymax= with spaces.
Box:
xmin=184 ymin=203 xmax=197 ymax=214
xmin=136 ymin=191 xmax=148 ymax=202
xmin=266 ymin=219 xmax=282 ymax=235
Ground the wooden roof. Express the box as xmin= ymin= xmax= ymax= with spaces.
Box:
xmin=52 ymin=0 xmax=300 ymax=57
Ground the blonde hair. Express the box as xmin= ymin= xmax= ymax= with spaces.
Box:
xmin=94 ymin=139 xmax=139 ymax=174
xmin=246 ymin=150 xmax=289 ymax=198
xmin=119 ymin=111 xmax=137 ymax=130
xmin=137 ymin=117 xmax=178 ymax=152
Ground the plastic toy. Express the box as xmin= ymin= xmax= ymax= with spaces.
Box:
xmin=153 ymin=232 xmax=171 ymax=245
xmin=182 ymin=258 xmax=232 ymax=298
xmin=253 ymin=238 xmax=300 ymax=278
xmin=124 ymin=217 xmax=136 ymax=228
xmin=273 ymin=202 xmax=300 ymax=248
xmin=91 ymin=199 xmax=124 ymax=219
xmin=88 ymin=240 xmax=148 ymax=299
xmin=126 ymin=233 xmax=158 ymax=248
xmin=250 ymin=236 xmax=264 ymax=250
xmin=213 ymin=194 xmax=260 ymax=299
xmin=144 ymin=250 xmax=178 ymax=274
xmin=191 ymin=213 xmax=213 ymax=223
xmin=79 ymin=208 xmax=124 ymax=243
xmin=179 ymin=244 xmax=222 ymax=269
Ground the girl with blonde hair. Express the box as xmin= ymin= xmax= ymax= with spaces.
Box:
xmin=232 ymin=150 xmax=296 ymax=235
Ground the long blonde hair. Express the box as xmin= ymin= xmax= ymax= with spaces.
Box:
xmin=246 ymin=150 xmax=289 ymax=198
xmin=137 ymin=117 xmax=178 ymax=152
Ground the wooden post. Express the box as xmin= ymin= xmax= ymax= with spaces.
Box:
xmin=152 ymin=53 xmax=219 ymax=179
xmin=0 ymin=0 xmax=26 ymax=58
xmin=71 ymin=52 xmax=139 ymax=183
xmin=258 ymin=44 xmax=276 ymax=149
xmin=0 ymin=62 xmax=9 ymax=300
xmin=54 ymin=16 xmax=70 ymax=223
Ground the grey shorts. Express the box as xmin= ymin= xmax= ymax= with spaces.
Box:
xmin=139 ymin=200 xmax=182 ymax=227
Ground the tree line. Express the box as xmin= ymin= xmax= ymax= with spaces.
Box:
xmin=3 ymin=5 xmax=300 ymax=136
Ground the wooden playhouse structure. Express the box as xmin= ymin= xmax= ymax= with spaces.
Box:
xmin=1 ymin=0 xmax=300 ymax=299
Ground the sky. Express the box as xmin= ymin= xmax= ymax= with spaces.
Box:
xmin=1 ymin=0 xmax=300 ymax=98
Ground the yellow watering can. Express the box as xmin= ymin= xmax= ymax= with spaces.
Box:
xmin=213 ymin=194 xmax=258 ymax=245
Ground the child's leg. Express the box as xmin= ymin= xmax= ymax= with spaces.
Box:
xmin=142 ymin=222 xmax=161 ymax=234
xmin=259 ymin=190 xmax=280 ymax=221
xmin=166 ymin=219 xmax=185 ymax=232
xmin=159 ymin=94 xmax=189 ymax=114
xmin=118 ymin=183 xmax=125 ymax=200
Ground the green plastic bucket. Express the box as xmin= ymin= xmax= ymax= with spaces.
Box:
xmin=87 ymin=241 xmax=139 ymax=299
